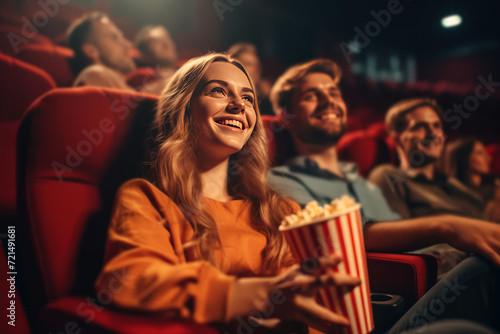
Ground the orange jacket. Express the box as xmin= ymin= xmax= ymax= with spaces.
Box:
xmin=95 ymin=178 xmax=299 ymax=324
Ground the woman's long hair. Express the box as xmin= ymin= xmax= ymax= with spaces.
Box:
xmin=149 ymin=53 xmax=293 ymax=274
xmin=443 ymin=138 xmax=478 ymax=185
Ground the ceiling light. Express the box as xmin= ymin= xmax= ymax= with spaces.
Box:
xmin=441 ymin=14 xmax=462 ymax=28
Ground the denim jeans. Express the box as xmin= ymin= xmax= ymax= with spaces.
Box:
xmin=388 ymin=256 xmax=500 ymax=334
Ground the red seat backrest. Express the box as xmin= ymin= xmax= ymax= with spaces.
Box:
xmin=366 ymin=121 xmax=387 ymax=139
xmin=487 ymin=143 xmax=500 ymax=177
xmin=337 ymin=130 xmax=393 ymax=176
xmin=17 ymin=87 xmax=159 ymax=312
xmin=0 ymin=53 xmax=55 ymax=220
xmin=0 ymin=53 xmax=56 ymax=121
xmin=16 ymin=44 xmax=74 ymax=87
xmin=126 ymin=67 xmax=158 ymax=89
xmin=0 ymin=25 xmax=53 ymax=56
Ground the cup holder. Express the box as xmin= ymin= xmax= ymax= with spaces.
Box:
xmin=371 ymin=293 xmax=399 ymax=304
xmin=370 ymin=293 xmax=405 ymax=333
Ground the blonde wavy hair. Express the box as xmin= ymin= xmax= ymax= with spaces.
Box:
xmin=149 ymin=53 xmax=293 ymax=274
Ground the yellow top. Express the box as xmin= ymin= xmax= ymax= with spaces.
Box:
xmin=95 ymin=178 xmax=299 ymax=324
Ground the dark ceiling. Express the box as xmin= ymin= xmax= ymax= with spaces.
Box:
xmin=108 ymin=0 xmax=499 ymax=66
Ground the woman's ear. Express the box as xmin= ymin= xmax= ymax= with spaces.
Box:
xmin=81 ymin=42 xmax=99 ymax=63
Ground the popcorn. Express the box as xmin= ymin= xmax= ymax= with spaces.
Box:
xmin=281 ymin=196 xmax=358 ymax=227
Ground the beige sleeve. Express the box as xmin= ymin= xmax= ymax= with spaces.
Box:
xmin=368 ymin=166 xmax=411 ymax=219
xmin=73 ymin=65 xmax=134 ymax=92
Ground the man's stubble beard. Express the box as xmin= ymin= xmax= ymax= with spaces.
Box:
xmin=296 ymin=123 xmax=346 ymax=146
xmin=406 ymin=138 xmax=444 ymax=168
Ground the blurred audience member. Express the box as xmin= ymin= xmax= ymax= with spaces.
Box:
xmin=134 ymin=25 xmax=178 ymax=95
xmin=369 ymin=98 xmax=485 ymax=220
xmin=368 ymin=98 xmax=491 ymax=275
xmin=67 ymin=12 xmax=135 ymax=91
xmin=443 ymin=137 xmax=494 ymax=203
xmin=268 ymin=59 xmax=400 ymax=222
xmin=228 ymin=42 xmax=273 ymax=115
xmin=369 ymin=98 xmax=484 ymax=276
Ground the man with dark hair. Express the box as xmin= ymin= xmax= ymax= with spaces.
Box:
xmin=67 ymin=12 xmax=135 ymax=90
xmin=267 ymin=59 xmax=500 ymax=332
xmin=268 ymin=59 xmax=400 ymax=222
xmin=134 ymin=25 xmax=178 ymax=95
xmin=368 ymin=98 xmax=484 ymax=220
xmin=135 ymin=25 xmax=177 ymax=69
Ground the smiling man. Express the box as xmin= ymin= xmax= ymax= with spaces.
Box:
xmin=368 ymin=98 xmax=485 ymax=220
xmin=267 ymin=59 xmax=400 ymax=223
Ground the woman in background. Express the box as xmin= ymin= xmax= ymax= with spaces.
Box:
xmin=444 ymin=138 xmax=493 ymax=200
xmin=444 ymin=138 xmax=500 ymax=222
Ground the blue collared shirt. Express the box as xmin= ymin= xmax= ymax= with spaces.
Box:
xmin=268 ymin=157 xmax=401 ymax=225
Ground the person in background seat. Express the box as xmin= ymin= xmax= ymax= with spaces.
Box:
xmin=369 ymin=98 xmax=485 ymax=220
xmin=228 ymin=42 xmax=273 ymax=115
xmin=134 ymin=25 xmax=178 ymax=95
xmin=67 ymin=12 xmax=135 ymax=91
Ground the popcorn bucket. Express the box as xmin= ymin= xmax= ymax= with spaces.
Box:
xmin=279 ymin=204 xmax=374 ymax=334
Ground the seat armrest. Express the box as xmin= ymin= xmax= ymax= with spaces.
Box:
xmin=366 ymin=252 xmax=438 ymax=308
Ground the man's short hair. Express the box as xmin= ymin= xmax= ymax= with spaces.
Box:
xmin=66 ymin=12 xmax=107 ymax=74
xmin=385 ymin=97 xmax=443 ymax=133
xmin=270 ymin=59 xmax=342 ymax=114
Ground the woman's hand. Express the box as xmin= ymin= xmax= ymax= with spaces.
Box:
xmin=227 ymin=255 xmax=361 ymax=333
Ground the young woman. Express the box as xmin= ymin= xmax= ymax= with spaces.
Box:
xmin=444 ymin=138 xmax=494 ymax=201
xmin=95 ymin=53 xmax=359 ymax=333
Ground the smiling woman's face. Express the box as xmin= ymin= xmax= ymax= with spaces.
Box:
xmin=190 ymin=61 xmax=257 ymax=160
xmin=469 ymin=141 xmax=491 ymax=175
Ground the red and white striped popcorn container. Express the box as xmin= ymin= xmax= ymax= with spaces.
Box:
xmin=280 ymin=204 xmax=374 ymax=334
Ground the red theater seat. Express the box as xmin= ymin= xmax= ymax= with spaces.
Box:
xmin=17 ymin=87 xmax=217 ymax=333
xmin=16 ymin=44 xmax=74 ymax=86
xmin=0 ymin=25 xmax=53 ymax=56
xmin=366 ymin=121 xmax=387 ymax=139
xmin=126 ymin=67 xmax=157 ymax=89
xmin=0 ymin=53 xmax=55 ymax=224
xmin=337 ymin=130 xmax=393 ymax=177
xmin=487 ymin=143 xmax=500 ymax=177
xmin=262 ymin=115 xmax=437 ymax=308
xmin=346 ymin=106 xmax=381 ymax=132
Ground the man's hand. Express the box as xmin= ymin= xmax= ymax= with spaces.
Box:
xmin=364 ymin=215 xmax=500 ymax=268
xmin=442 ymin=215 xmax=500 ymax=267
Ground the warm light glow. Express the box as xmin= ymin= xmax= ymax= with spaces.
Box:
xmin=441 ymin=14 xmax=462 ymax=28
